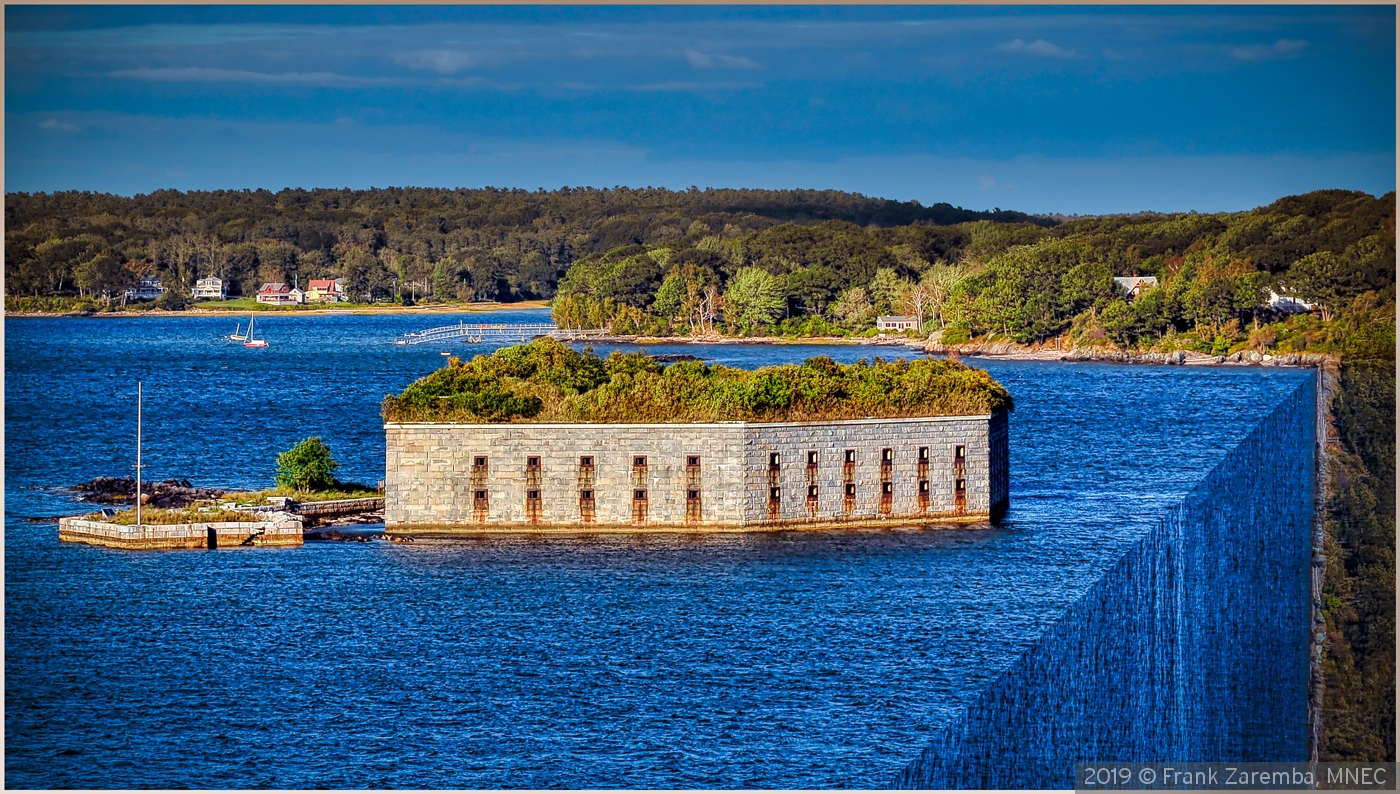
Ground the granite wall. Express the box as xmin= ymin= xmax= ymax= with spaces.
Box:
xmin=894 ymin=379 xmax=1316 ymax=788
xmin=384 ymin=414 xmax=1007 ymax=531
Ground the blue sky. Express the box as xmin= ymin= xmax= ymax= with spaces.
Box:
xmin=5 ymin=5 xmax=1395 ymax=214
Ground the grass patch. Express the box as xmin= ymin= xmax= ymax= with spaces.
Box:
xmin=383 ymin=338 xmax=1012 ymax=424
xmin=220 ymin=484 xmax=382 ymax=505
xmin=83 ymin=507 xmax=255 ymax=525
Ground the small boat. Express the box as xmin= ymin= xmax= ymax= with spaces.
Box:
xmin=227 ymin=321 xmax=249 ymax=342
xmin=243 ymin=315 xmax=268 ymax=348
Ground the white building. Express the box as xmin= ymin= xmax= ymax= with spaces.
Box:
xmin=256 ymin=283 xmax=305 ymax=305
xmin=876 ymin=315 xmax=920 ymax=332
xmin=1113 ymin=276 xmax=1158 ymax=301
xmin=1266 ymin=289 xmax=1316 ymax=314
xmin=192 ymin=276 xmax=226 ymax=301
xmin=124 ymin=276 xmax=166 ymax=302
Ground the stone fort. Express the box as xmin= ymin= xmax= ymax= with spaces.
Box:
xmin=385 ymin=413 xmax=1008 ymax=532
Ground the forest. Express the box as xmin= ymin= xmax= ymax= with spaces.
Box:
xmin=2 ymin=186 xmax=1046 ymax=308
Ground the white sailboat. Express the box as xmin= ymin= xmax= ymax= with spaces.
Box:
xmin=227 ymin=319 xmax=249 ymax=342
xmin=243 ymin=315 xmax=268 ymax=348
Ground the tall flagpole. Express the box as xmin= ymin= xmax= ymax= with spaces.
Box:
xmin=136 ymin=381 xmax=142 ymax=530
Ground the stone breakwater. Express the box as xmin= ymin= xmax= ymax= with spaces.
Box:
xmin=58 ymin=513 xmax=303 ymax=550
xmin=895 ymin=377 xmax=1316 ymax=789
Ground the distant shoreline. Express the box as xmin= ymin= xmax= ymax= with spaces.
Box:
xmin=4 ymin=299 xmax=552 ymax=319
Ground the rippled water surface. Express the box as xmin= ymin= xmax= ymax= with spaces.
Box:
xmin=5 ymin=311 xmax=1311 ymax=788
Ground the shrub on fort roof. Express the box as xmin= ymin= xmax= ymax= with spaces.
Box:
xmin=382 ymin=338 xmax=1012 ymax=424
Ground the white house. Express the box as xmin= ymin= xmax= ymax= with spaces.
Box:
xmin=124 ymin=276 xmax=166 ymax=302
xmin=256 ymin=283 xmax=304 ymax=305
xmin=191 ymin=276 xmax=226 ymax=301
xmin=876 ymin=315 xmax=920 ymax=332
xmin=1113 ymin=276 xmax=1159 ymax=301
xmin=1267 ymin=288 xmax=1316 ymax=314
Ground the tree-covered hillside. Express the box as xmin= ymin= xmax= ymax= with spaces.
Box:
xmin=2 ymin=186 xmax=1049 ymax=305
xmin=553 ymin=189 xmax=1394 ymax=358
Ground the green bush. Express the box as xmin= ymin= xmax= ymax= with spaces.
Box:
xmin=940 ymin=326 xmax=971 ymax=345
xmin=382 ymin=338 xmax=1013 ymax=424
xmin=275 ymin=437 xmax=340 ymax=491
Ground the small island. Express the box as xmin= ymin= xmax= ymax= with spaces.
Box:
xmin=382 ymin=340 xmax=1011 ymax=534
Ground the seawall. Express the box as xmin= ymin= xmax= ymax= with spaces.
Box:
xmin=58 ymin=515 xmax=303 ymax=549
xmin=895 ymin=377 xmax=1316 ymax=788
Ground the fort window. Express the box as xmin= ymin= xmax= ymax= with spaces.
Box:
xmin=919 ymin=480 xmax=930 ymax=493
xmin=882 ymin=448 xmax=893 ymax=463
xmin=634 ymin=456 xmax=647 ymax=468
xmin=955 ymin=445 xmax=966 ymax=461
xmin=580 ymin=455 xmax=594 ymax=468
xmin=807 ymin=485 xmax=819 ymax=500
xmin=807 ymin=451 xmax=818 ymax=467
xmin=634 ymin=489 xmax=647 ymax=501
xmin=843 ymin=449 xmax=856 ymax=464
xmin=882 ymin=482 xmax=893 ymax=495
xmin=845 ymin=483 xmax=856 ymax=497
xmin=769 ymin=452 xmax=780 ymax=470
xmin=526 ymin=456 xmax=541 ymax=470
xmin=580 ymin=489 xmax=594 ymax=500
xmin=473 ymin=456 xmax=488 ymax=468
xmin=527 ymin=490 xmax=540 ymax=500
xmin=474 ymin=489 xmax=488 ymax=503
xmin=687 ymin=489 xmax=700 ymax=501
xmin=770 ymin=487 xmax=781 ymax=501
xmin=918 ymin=446 xmax=929 ymax=462
xmin=686 ymin=455 xmax=700 ymax=468
xmin=955 ymin=479 xmax=966 ymax=493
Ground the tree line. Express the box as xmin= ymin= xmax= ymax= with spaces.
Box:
xmin=3 ymin=186 xmax=1049 ymax=307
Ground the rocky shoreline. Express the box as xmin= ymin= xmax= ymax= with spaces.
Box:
xmin=73 ymin=476 xmax=226 ymax=508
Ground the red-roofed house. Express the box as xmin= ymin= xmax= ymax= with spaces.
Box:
xmin=256 ymin=282 xmax=304 ymax=305
xmin=304 ymin=278 xmax=345 ymax=303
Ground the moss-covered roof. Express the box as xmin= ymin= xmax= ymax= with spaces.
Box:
xmin=382 ymin=338 xmax=1012 ymax=424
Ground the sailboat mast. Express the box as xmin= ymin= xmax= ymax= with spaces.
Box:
xmin=136 ymin=381 xmax=142 ymax=530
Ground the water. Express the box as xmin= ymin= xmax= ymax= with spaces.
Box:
xmin=4 ymin=310 xmax=1314 ymax=788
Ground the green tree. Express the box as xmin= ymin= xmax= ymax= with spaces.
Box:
xmin=73 ymin=254 xmax=133 ymax=301
xmin=275 ymin=437 xmax=340 ymax=491
xmin=831 ymin=286 xmax=874 ymax=329
xmin=724 ymin=267 xmax=785 ymax=332
xmin=868 ymin=267 xmax=910 ymax=314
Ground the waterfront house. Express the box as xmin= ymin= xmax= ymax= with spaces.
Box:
xmin=1266 ymin=288 xmax=1316 ymax=314
xmin=1113 ymin=276 xmax=1158 ymax=301
xmin=304 ymin=278 xmax=345 ymax=303
xmin=256 ymin=282 xmax=304 ymax=305
xmin=191 ymin=276 xmax=226 ymax=301
xmin=876 ymin=315 xmax=920 ymax=332
xmin=124 ymin=276 xmax=166 ymax=302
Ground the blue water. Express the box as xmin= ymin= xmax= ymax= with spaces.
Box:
xmin=4 ymin=311 xmax=1313 ymax=788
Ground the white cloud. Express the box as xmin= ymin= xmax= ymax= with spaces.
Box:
xmin=392 ymin=49 xmax=483 ymax=75
xmin=107 ymin=67 xmax=395 ymax=87
xmin=1231 ymin=39 xmax=1309 ymax=61
xmin=996 ymin=38 xmax=1077 ymax=58
xmin=634 ymin=80 xmax=762 ymax=92
xmin=38 ymin=118 xmax=80 ymax=132
xmin=685 ymin=50 xmax=759 ymax=69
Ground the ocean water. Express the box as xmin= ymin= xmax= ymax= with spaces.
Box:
xmin=4 ymin=310 xmax=1314 ymax=788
